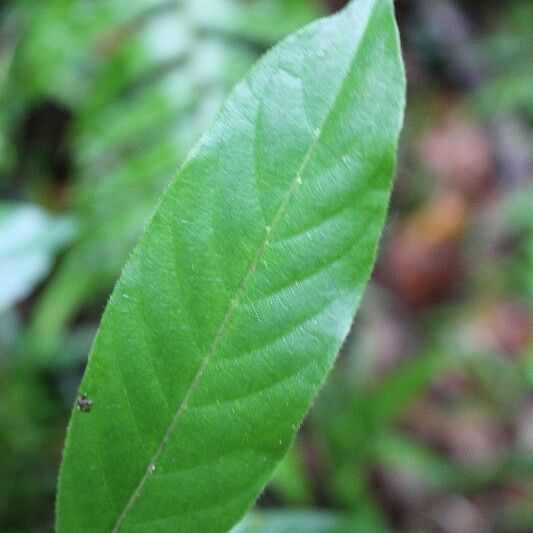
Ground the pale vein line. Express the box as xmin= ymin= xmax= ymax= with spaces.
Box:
xmin=111 ymin=11 xmax=368 ymax=530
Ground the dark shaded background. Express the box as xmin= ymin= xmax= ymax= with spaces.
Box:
xmin=0 ymin=0 xmax=531 ymax=531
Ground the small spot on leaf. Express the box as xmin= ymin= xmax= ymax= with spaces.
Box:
xmin=76 ymin=394 xmax=93 ymax=413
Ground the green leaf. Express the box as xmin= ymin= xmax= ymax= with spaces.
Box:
xmin=56 ymin=0 xmax=405 ymax=531
xmin=368 ymin=350 xmax=451 ymax=424
xmin=196 ymin=0 xmax=325 ymax=45
xmin=0 ymin=203 xmax=75 ymax=312
xmin=232 ymin=511 xmax=384 ymax=533
xmin=268 ymin=444 xmax=313 ymax=506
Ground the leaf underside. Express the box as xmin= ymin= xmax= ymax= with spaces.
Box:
xmin=56 ymin=0 xmax=405 ymax=531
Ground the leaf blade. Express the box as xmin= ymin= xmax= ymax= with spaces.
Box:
xmin=57 ymin=1 xmax=405 ymax=531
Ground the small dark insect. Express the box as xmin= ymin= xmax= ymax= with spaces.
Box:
xmin=76 ymin=394 xmax=93 ymax=413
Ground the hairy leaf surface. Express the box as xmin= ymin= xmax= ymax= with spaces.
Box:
xmin=57 ymin=0 xmax=405 ymax=530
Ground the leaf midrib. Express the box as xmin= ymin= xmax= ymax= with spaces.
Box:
xmin=111 ymin=5 xmax=375 ymax=529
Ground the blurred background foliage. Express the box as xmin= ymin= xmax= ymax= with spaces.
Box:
xmin=0 ymin=0 xmax=531 ymax=531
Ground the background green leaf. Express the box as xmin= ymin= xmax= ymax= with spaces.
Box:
xmin=232 ymin=510 xmax=383 ymax=533
xmin=0 ymin=203 xmax=75 ymax=311
xmin=56 ymin=0 xmax=405 ymax=531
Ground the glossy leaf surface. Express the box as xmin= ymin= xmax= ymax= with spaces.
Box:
xmin=57 ymin=0 xmax=405 ymax=530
